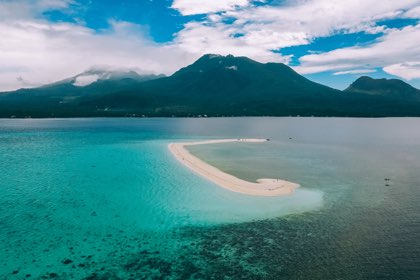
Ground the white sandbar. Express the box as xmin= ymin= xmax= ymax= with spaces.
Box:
xmin=168 ymin=139 xmax=300 ymax=196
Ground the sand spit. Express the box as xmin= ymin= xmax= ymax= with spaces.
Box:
xmin=168 ymin=139 xmax=299 ymax=196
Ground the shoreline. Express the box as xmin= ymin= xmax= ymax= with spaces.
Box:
xmin=168 ymin=139 xmax=300 ymax=196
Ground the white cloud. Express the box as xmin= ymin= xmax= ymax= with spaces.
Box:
xmin=383 ymin=62 xmax=420 ymax=80
xmin=171 ymin=0 xmax=250 ymax=16
xmin=243 ymin=29 xmax=309 ymax=50
xmin=73 ymin=74 xmax=100 ymax=86
xmin=174 ymin=21 xmax=290 ymax=64
xmin=0 ymin=19 xmax=196 ymax=91
xmin=295 ymin=24 xmax=420 ymax=78
xmin=333 ymin=69 xmax=377 ymax=75
xmin=0 ymin=0 xmax=73 ymax=20
xmin=226 ymin=0 xmax=420 ymax=39
xmin=403 ymin=5 xmax=420 ymax=18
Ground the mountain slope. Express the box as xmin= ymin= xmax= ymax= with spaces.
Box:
xmin=79 ymin=54 xmax=350 ymax=116
xmin=1 ymin=55 xmax=420 ymax=117
xmin=345 ymin=76 xmax=420 ymax=101
xmin=0 ymin=69 xmax=164 ymax=117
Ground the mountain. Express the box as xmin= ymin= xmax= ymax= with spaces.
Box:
xmin=1 ymin=54 xmax=420 ymax=117
xmin=0 ymin=69 xmax=164 ymax=117
xmin=82 ymin=54 xmax=350 ymax=116
xmin=345 ymin=76 xmax=420 ymax=101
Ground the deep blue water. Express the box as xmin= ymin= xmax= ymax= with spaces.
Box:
xmin=0 ymin=118 xmax=419 ymax=279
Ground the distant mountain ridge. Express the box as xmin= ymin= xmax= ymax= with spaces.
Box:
xmin=345 ymin=76 xmax=420 ymax=101
xmin=1 ymin=54 xmax=420 ymax=117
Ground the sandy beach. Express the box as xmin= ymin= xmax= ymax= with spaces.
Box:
xmin=168 ymin=139 xmax=299 ymax=196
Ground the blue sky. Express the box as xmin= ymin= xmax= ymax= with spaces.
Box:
xmin=0 ymin=0 xmax=419 ymax=91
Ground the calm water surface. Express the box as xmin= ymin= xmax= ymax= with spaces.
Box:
xmin=0 ymin=118 xmax=419 ymax=279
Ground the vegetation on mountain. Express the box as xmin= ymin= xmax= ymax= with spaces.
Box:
xmin=1 ymin=55 xmax=419 ymax=117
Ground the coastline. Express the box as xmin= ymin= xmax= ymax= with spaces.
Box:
xmin=168 ymin=139 xmax=300 ymax=196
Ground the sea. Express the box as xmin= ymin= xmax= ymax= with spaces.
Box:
xmin=0 ymin=118 xmax=419 ymax=279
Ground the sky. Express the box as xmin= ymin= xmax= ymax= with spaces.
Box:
xmin=0 ymin=0 xmax=420 ymax=91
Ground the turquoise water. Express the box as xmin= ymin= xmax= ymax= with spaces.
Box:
xmin=1 ymin=118 xmax=420 ymax=279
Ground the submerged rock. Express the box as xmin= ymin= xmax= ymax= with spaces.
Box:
xmin=62 ymin=259 xmax=73 ymax=265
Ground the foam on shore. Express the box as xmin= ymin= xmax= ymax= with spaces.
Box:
xmin=168 ymin=139 xmax=300 ymax=196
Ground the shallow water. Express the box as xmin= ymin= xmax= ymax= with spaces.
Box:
xmin=1 ymin=118 xmax=419 ymax=279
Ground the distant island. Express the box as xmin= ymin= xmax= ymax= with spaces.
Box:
xmin=168 ymin=139 xmax=299 ymax=196
xmin=1 ymin=54 xmax=420 ymax=118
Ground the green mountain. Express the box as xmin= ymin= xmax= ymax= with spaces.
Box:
xmin=1 ymin=54 xmax=420 ymax=117
xmin=345 ymin=76 xmax=420 ymax=101
xmin=0 ymin=69 xmax=164 ymax=117
xmin=82 ymin=54 xmax=349 ymax=116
